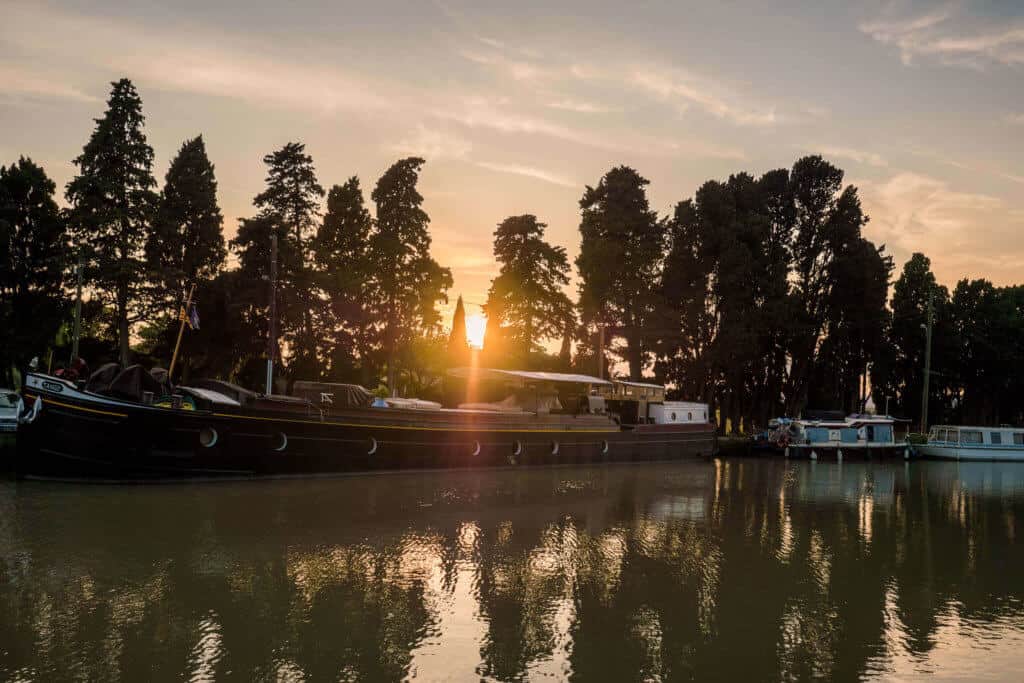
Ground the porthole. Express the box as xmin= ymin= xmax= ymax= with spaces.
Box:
xmin=273 ymin=432 xmax=288 ymax=452
xmin=671 ymin=412 xmax=677 ymax=421
xmin=472 ymin=440 xmax=481 ymax=456
xmin=199 ymin=427 xmax=218 ymax=448
xmin=551 ymin=441 xmax=559 ymax=456
xmin=601 ymin=440 xmax=610 ymax=455
xmin=367 ymin=437 xmax=378 ymax=455
xmin=512 ymin=440 xmax=523 ymax=456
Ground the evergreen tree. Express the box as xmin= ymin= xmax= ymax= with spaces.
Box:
xmin=484 ymin=215 xmax=573 ymax=365
xmin=145 ymin=135 xmax=226 ymax=313
xmin=66 ymin=78 xmax=158 ymax=365
xmin=231 ymin=142 xmax=325 ymax=382
xmin=368 ymin=157 xmax=452 ymax=394
xmin=315 ymin=177 xmax=374 ymax=383
xmin=577 ymin=166 xmax=664 ymax=380
xmin=447 ymin=295 xmax=470 ymax=367
xmin=0 ymin=158 xmax=69 ymax=383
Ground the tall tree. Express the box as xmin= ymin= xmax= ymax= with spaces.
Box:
xmin=784 ymin=155 xmax=870 ymax=413
xmin=447 ymin=295 xmax=470 ymax=367
xmin=875 ymin=253 xmax=951 ymax=426
xmin=577 ymin=166 xmax=664 ymax=380
xmin=368 ymin=157 xmax=452 ymax=394
xmin=231 ymin=142 xmax=325 ymax=382
xmin=315 ymin=177 xmax=374 ymax=383
xmin=484 ymin=215 xmax=573 ymax=364
xmin=0 ymin=158 xmax=69 ymax=383
xmin=145 ymin=135 xmax=226 ymax=313
xmin=66 ymin=78 xmax=158 ymax=365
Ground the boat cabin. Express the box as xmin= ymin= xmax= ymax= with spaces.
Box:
xmin=927 ymin=425 xmax=1024 ymax=447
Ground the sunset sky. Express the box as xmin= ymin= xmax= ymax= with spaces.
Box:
xmin=3 ymin=0 xmax=1023 ymax=327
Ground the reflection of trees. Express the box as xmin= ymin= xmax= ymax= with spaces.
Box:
xmin=2 ymin=461 xmax=1024 ymax=681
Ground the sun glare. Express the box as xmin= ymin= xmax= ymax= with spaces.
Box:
xmin=465 ymin=313 xmax=487 ymax=349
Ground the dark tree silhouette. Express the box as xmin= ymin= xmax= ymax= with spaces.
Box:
xmin=484 ymin=214 xmax=573 ymax=366
xmin=447 ymin=295 xmax=470 ymax=367
xmin=66 ymin=78 xmax=158 ymax=365
xmin=577 ymin=166 xmax=664 ymax=380
xmin=145 ymin=135 xmax=226 ymax=314
xmin=0 ymin=158 xmax=69 ymax=383
xmin=231 ymin=142 xmax=325 ymax=383
xmin=315 ymin=177 xmax=375 ymax=383
xmin=368 ymin=157 xmax=452 ymax=394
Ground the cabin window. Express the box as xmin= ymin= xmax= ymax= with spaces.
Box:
xmin=961 ymin=430 xmax=983 ymax=444
xmin=872 ymin=425 xmax=893 ymax=443
xmin=1015 ymin=433 xmax=1024 ymax=446
xmin=806 ymin=427 xmax=829 ymax=442
xmin=937 ymin=429 xmax=947 ymax=442
xmin=947 ymin=430 xmax=959 ymax=443
xmin=688 ymin=412 xmax=692 ymax=421
xmin=991 ymin=432 xmax=1002 ymax=445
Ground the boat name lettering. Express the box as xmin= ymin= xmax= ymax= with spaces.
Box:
xmin=41 ymin=381 xmax=64 ymax=393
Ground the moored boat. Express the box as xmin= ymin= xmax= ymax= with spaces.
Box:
xmin=916 ymin=425 xmax=1024 ymax=461
xmin=12 ymin=367 xmax=716 ymax=481
xmin=769 ymin=413 xmax=910 ymax=460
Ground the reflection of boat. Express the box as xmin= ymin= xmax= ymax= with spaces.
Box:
xmin=917 ymin=425 xmax=1024 ymax=461
xmin=774 ymin=414 xmax=909 ymax=460
xmin=13 ymin=367 xmax=716 ymax=481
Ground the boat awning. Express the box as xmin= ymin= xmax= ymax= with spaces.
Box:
xmin=447 ymin=367 xmax=612 ymax=386
xmin=613 ymin=380 xmax=664 ymax=390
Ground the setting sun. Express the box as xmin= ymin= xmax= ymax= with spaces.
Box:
xmin=465 ymin=313 xmax=487 ymax=349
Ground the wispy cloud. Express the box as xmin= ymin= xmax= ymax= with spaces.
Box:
xmin=860 ymin=4 xmax=1024 ymax=68
xmin=475 ymin=160 xmax=577 ymax=188
xmin=0 ymin=64 xmax=99 ymax=104
xmin=815 ymin=145 xmax=888 ymax=168
xmin=630 ymin=67 xmax=778 ymax=126
xmin=390 ymin=125 xmax=472 ymax=160
xmin=546 ymin=98 xmax=620 ymax=114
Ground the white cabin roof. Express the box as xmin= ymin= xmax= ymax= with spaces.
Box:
xmin=447 ymin=367 xmax=612 ymax=386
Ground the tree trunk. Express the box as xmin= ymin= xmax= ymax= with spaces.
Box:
xmin=627 ymin=331 xmax=643 ymax=381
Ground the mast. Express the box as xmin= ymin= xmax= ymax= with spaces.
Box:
xmin=920 ymin=292 xmax=934 ymax=433
xmin=266 ymin=233 xmax=278 ymax=395
xmin=70 ymin=255 xmax=83 ymax=364
xmin=168 ymin=283 xmax=196 ymax=379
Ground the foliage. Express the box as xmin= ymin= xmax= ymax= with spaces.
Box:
xmin=447 ymin=295 xmax=470 ymax=367
xmin=231 ymin=142 xmax=325 ymax=384
xmin=577 ymin=166 xmax=664 ymax=380
xmin=0 ymin=158 xmax=70 ymax=384
xmin=483 ymin=215 xmax=572 ymax=366
xmin=145 ymin=135 xmax=226 ymax=314
xmin=367 ymin=157 xmax=452 ymax=393
xmin=316 ymin=177 xmax=375 ymax=384
xmin=65 ymin=78 xmax=158 ymax=365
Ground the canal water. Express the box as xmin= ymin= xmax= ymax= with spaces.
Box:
xmin=2 ymin=459 xmax=1023 ymax=681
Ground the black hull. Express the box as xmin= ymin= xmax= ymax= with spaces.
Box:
xmin=14 ymin=381 xmax=716 ymax=482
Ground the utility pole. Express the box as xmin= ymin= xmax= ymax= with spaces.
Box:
xmin=920 ymin=292 xmax=934 ymax=433
xmin=597 ymin=325 xmax=605 ymax=380
xmin=266 ymin=233 xmax=278 ymax=395
xmin=70 ymin=255 xmax=83 ymax=364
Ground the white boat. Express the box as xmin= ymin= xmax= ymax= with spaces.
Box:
xmin=0 ymin=388 xmax=19 ymax=433
xmin=917 ymin=425 xmax=1024 ymax=461
xmin=772 ymin=414 xmax=909 ymax=460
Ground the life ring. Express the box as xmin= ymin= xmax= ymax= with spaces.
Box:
xmin=367 ymin=437 xmax=378 ymax=455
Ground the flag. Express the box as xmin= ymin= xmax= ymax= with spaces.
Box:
xmin=187 ymin=303 xmax=200 ymax=330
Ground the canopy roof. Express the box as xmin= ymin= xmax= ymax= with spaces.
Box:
xmin=613 ymin=380 xmax=664 ymax=390
xmin=447 ymin=367 xmax=611 ymax=386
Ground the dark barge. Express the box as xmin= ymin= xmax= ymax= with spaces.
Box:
xmin=13 ymin=368 xmax=716 ymax=481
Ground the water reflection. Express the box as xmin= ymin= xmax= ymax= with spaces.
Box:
xmin=2 ymin=459 xmax=1024 ymax=681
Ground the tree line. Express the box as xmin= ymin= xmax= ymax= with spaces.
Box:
xmin=2 ymin=78 xmax=1022 ymax=431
